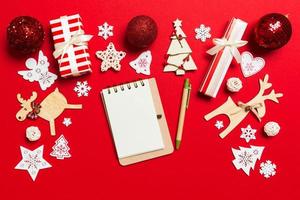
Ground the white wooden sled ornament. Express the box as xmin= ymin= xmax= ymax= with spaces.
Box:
xmin=16 ymin=88 xmax=82 ymax=136
xmin=204 ymin=74 xmax=283 ymax=139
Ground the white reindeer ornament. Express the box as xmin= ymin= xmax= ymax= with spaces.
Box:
xmin=16 ymin=88 xmax=82 ymax=136
xmin=205 ymin=74 xmax=283 ymax=139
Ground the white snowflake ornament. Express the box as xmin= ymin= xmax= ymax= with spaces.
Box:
xmin=130 ymin=51 xmax=152 ymax=75
xmin=260 ymin=160 xmax=277 ymax=178
xmin=18 ymin=50 xmax=57 ymax=91
xmin=74 ymin=81 xmax=91 ymax=97
xmin=240 ymin=125 xmax=256 ymax=143
xmin=215 ymin=120 xmax=224 ymax=129
xmin=96 ymin=42 xmax=126 ymax=72
xmin=50 ymin=135 xmax=71 ymax=160
xmin=15 ymin=145 xmax=51 ymax=181
xmin=195 ymin=24 xmax=211 ymax=42
xmin=98 ymin=22 xmax=113 ymax=40
xmin=62 ymin=118 xmax=72 ymax=127
xmin=232 ymin=145 xmax=264 ymax=176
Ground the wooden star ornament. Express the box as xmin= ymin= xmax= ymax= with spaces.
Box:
xmin=96 ymin=42 xmax=126 ymax=72
xmin=15 ymin=145 xmax=51 ymax=181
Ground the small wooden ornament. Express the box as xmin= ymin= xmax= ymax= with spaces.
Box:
xmin=241 ymin=51 xmax=265 ymax=78
xmin=264 ymin=121 xmax=280 ymax=136
xmin=26 ymin=126 xmax=41 ymax=141
xmin=204 ymin=74 xmax=283 ymax=139
xmin=226 ymin=77 xmax=243 ymax=92
xmin=16 ymin=88 xmax=82 ymax=136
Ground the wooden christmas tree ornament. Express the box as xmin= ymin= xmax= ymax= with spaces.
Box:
xmin=204 ymin=74 xmax=283 ymax=139
xmin=164 ymin=19 xmax=197 ymax=75
xmin=16 ymin=88 xmax=82 ymax=136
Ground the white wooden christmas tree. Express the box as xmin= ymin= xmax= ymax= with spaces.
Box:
xmin=50 ymin=134 xmax=71 ymax=159
xmin=164 ymin=19 xmax=197 ymax=75
xmin=232 ymin=145 xmax=264 ymax=176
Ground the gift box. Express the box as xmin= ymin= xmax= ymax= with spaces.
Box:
xmin=50 ymin=14 xmax=93 ymax=78
xmin=199 ymin=18 xmax=248 ymax=98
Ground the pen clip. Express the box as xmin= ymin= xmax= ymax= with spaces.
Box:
xmin=186 ymin=84 xmax=191 ymax=109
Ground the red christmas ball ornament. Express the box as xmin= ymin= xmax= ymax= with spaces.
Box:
xmin=254 ymin=13 xmax=292 ymax=49
xmin=125 ymin=15 xmax=158 ymax=49
xmin=7 ymin=16 xmax=45 ymax=55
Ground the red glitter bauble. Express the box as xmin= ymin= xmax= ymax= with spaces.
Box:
xmin=125 ymin=15 xmax=158 ymax=49
xmin=254 ymin=13 xmax=292 ymax=49
xmin=7 ymin=16 xmax=45 ymax=55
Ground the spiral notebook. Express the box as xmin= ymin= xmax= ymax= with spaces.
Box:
xmin=101 ymin=78 xmax=173 ymax=166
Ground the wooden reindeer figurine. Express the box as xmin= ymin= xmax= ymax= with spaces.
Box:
xmin=16 ymin=88 xmax=82 ymax=136
xmin=205 ymin=74 xmax=283 ymax=139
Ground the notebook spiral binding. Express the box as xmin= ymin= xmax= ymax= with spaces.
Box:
xmin=107 ymin=80 xmax=145 ymax=94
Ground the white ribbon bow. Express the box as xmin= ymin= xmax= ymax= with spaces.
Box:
xmin=206 ymin=38 xmax=248 ymax=63
xmin=53 ymin=30 xmax=93 ymax=60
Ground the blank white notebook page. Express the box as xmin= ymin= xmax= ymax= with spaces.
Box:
xmin=102 ymin=80 xmax=165 ymax=159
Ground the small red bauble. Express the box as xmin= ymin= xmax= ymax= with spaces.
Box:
xmin=7 ymin=16 xmax=45 ymax=55
xmin=125 ymin=15 xmax=158 ymax=49
xmin=254 ymin=13 xmax=292 ymax=49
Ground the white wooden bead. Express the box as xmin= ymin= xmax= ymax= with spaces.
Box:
xmin=26 ymin=126 xmax=41 ymax=141
xmin=264 ymin=122 xmax=280 ymax=137
xmin=226 ymin=77 xmax=242 ymax=92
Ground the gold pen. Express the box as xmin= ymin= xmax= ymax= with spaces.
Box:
xmin=176 ymin=78 xmax=191 ymax=150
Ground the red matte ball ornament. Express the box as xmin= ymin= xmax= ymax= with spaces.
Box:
xmin=7 ymin=16 xmax=45 ymax=55
xmin=254 ymin=13 xmax=292 ymax=49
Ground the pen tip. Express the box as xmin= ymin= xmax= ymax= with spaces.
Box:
xmin=176 ymin=140 xmax=181 ymax=150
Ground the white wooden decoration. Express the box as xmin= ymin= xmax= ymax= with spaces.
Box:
xmin=164 ymin=19 xmax=197 ymax=75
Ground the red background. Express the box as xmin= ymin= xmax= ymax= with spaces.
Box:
xmin=1 ymin=0 xmax=299 ymax=199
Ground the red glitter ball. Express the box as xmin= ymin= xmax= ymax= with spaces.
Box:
xmin=254 ymin=13 xmax=292 ymax=49
xmin=7 ymin=16 xmax=45 ymax=55
xmin=125 ymin=15 xmax=158 ymax=49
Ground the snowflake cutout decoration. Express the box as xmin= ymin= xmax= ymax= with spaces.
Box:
xmin=98 ymin=22 xmax=113 ymax=40
xmin=237 ymin=150 xmax=253 ymax=168
xmin=195 ymin=24 xmax=211 ymax=42
xmin=15 ymin=145 xmax=51 ymax=181
xmin=50 ymin=135 xmax=71 ymax=160
xmin=215 ymin=120 xmax=224 ymax=129
xmin=260 ymin=160 xmax=277 ymax=178
xmin=96 ymin=42 xmax=126 ymax=72
xmin=240 ymin=125 xmax=256 ymax=143
xmin=38 ymin=71 xmax=56 ymax=90
xmin=62 ymin=118 xmax=72 ymax=127
xmin=74 ymin=81 xmax=91 ymax=97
